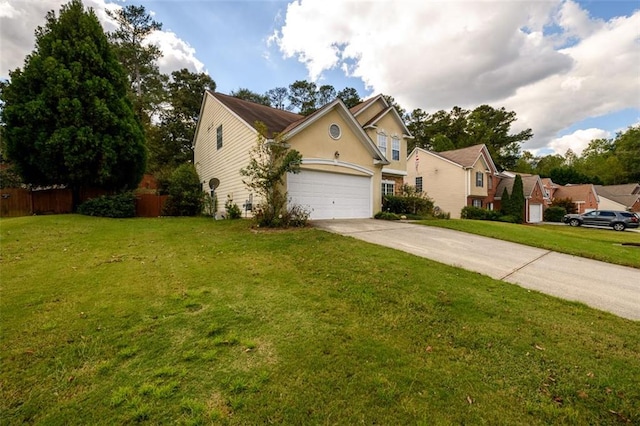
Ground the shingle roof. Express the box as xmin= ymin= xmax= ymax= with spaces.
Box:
xmin=209 ymin=91 xmax=303 ymax=137
xmin=594 ymin=184 xmax=640 ymax=208
xmin=553 ymin=184 xmax=597 ymax=203
xmin=437 ymin=144 xmax=486 ymax=168
xmin=495 ymin=173 xmax=544 ymax=198
xmin=349 ymin=95 xmax=381 ymax=115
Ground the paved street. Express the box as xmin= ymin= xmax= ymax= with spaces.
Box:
xmin=313 ymin=219 xmax=640 ymax=321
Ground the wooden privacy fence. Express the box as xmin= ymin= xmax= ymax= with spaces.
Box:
xmin=0 ymin=188 xmax=168 ymax=218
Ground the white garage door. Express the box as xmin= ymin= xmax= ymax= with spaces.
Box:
xmin=287 ymin=170 xmax=371 ymax=220
xmin=529 ymin=203 xmax=543 ymax=223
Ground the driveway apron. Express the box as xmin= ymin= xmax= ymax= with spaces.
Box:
xmin=313 ymin=219 xmax=640 ymax=321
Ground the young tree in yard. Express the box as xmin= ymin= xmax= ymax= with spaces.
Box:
xmin=240 ymin=123 xmax=302 ymax=227
xmin=0 ymin=0 xmax=146 ymax=208
xmin=162 ymin=163 xmax=203 ymax=216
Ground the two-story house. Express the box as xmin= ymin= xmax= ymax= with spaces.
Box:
xmin=406 ymin=144 xmax=499 ymax=218
xmin=193 ymin=92 xmax=411 ymax=219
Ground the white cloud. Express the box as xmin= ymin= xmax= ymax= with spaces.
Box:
xmin=547 ymin=128 xmax=610 ymax=156
xmin=0 ymin=0 xmax=203 ymax=80
xmin=273 ymin=0 xmax=640 ymax=154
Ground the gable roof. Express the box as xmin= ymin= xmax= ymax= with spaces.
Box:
xmin=553 ymin=184 xmax=599 ymax=203
xmin=496 ymin=173 xmax=546 ymax=199
xmin=205 ymin=91 xmax=388 ymax=164
xmin=594 ymin=184 xmax=640 ymax=208
xmin=283 ymin=98 xmax=389 ymax=164
xmin=350 ymin=94 xmax=386 ymax=116
xmin=208 ymin=91 xmax=303 ymax=137
xmin=437 ymin=144 xmax=498 ymax=174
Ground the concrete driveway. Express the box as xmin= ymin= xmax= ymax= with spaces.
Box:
xmin=313 ymin=219 xmax=640 ymax=321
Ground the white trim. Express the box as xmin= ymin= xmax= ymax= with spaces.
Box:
xmin=286 ymin=99 xmax=389 ymax=165
xmin=301 ymin=158 xmax=374 ymax=176
xmin=382 ymin=167 xmax=407 ymax=176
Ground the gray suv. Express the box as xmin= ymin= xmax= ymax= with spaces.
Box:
xmin=563 ymin=210 xmax=639 ymax=231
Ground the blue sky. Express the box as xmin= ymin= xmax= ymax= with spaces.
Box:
xmin=1 ymin=0 xmax=638 ymax=156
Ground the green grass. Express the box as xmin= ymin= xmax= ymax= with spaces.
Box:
xmin=1 ymin=215 xmax=639 ymax=424
xmin=418 ymin=219 xmax=640 ymax=268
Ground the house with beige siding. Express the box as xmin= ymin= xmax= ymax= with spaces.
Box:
xmin=594 ymin=184 xmax=640 ymax=212
xmin=405 ymin=144 xmax=499 ymax=218
xmin=193 ymin=92 xmax=411 ymax=219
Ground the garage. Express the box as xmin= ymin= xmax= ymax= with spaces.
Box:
xmin=529 ymin=203 xmax=543 ymax=223
xmin=287 ymin=170 xmax=371 ymax=220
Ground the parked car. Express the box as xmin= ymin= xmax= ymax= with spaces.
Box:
xmin=563 ymin=210 xmax=640 ymax=231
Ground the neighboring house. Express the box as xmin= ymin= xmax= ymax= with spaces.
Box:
xmin=548 ymin=183 xmax=599 ymax=214
xmin=193 ymin=92 xmax=411 ymax=220
xmin=594 ymin=183 xmax=640 ymax=212
xmin=495 ymin=172 xmax=548 ymax=223
xmin=406 ymin=144 xmax=499 ymax=219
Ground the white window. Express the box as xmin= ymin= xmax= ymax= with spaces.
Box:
xmin=216 ymin=125 xmax=223 ymax=150
xmin=475 ymin=171 xmax=484 ymax=187
xmin=487 ymin=202 xmax=494 ymax=211
xmin=381 ymin=181 xmax=395 ymax=196
xmin=415 ymin=176 xmax=423 ymax=193
xmin=377 ymin=133 xmax=387 ymax=153
xmin=472 ymin=199 xmax=482 ymax=208
xmin=392 ymin=137 xmax=400 ymax=161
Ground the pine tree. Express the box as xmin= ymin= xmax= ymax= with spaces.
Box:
xmin=0 ymin=0 xmax=146 ymax=207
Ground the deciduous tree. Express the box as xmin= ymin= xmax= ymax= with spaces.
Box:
xmin=240 ymin=123 xmax=302 ymax=227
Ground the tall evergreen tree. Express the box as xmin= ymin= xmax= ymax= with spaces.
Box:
xmin=0 ymin=0 xmax=146 ymax=206
xmin=509 ymin=174 xmax=525 ymax=223
xmin=500 ymin=187 xmax=510 ymax=216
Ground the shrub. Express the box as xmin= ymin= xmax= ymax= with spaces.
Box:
xmin=225 ymin=196 xmax=242 ymax=219
xmin=202 ymin=193 xmax=217 ymax=217
xmin=544 ymin=206 xmax=566 ymax=222
xmin=252 ymin=203 xmax=311 ymax=228
xmin=283 ymin=204 xmax=310 ymax=227
xmin=498 ymin=215 xmax=518 ymax=223
xmin=374 ymin=211 xmax=401 ymax=220
xmin=551 ymin=197 xmax=577 ymax=214
xmin=382 ymin=185 xmax=434 ymax=216
xmin=460 ymin=206 xmax=500 ymax=221
xmin=162 ymin=164 xmax=203 ymax=216
xmin=78 ymin=192 xmax=136 ymax=218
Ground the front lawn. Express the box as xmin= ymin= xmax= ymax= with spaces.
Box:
xmin=418 ymin=219 xmax=640 ymax=269
xmin=1 ymin=216 xmax=639 ymax=424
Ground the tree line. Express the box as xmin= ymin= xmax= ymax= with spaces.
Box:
xmin=1 ymin=0 xmax=637 ymax=208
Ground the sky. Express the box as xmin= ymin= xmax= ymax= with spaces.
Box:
xmin=1 ymin=0 xmax=638 ymax=157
